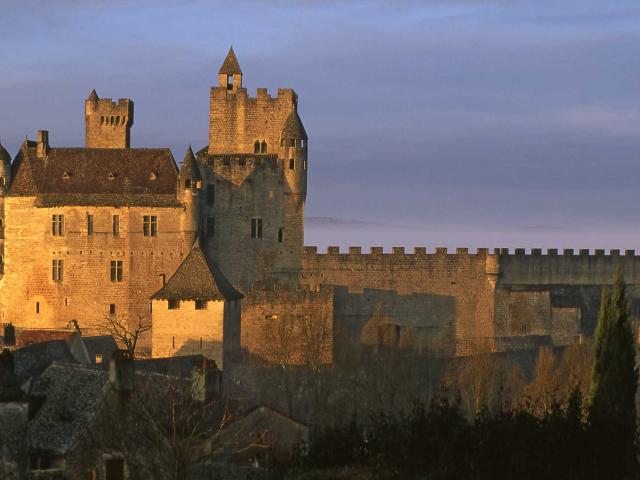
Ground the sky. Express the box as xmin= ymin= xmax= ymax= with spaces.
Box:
xmin=1 ymin=0 xmax=640 ymax=250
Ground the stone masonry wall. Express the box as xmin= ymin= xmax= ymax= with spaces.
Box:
xmin=241 ymin=284 xmax=333 ymax=365
xmin=0 ymin=197 xmax=186 ymax=353
xmin=152 ymin=299 xmax=225 ymax=367
xmin=301 ymin=247 xmax=500 ymax=357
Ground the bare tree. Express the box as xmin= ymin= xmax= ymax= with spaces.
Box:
xmin=96 ymin=313 xmax=151 ymax=358
xmin=260 ymin=313 xmax=297 ymax=415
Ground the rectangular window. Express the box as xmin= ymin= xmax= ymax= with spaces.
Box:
xmin=109 ymin=304 xmax=116 ymax=315
xmin=207 ymin=216 xmax=215 ymax=238
xmin=52 ymin=214 xmax=64 ymax=236
xmin=112 ymin=215 xmax=120 ymax=236
xmin=110 ymin=260 xmax=123 ymax=282
xmin=278 ymin=228 xmax=284 ymax=244
xmin=143 ymin=215 xmax=158 ymax=237
xmin=168 ymin=299 xmax=180 ymax=310
xmin=36 ymin=302 xmax=40 ymax=314
xmin=251 ymin=218 xmax=263 ymax=239
xmin=87 ymin=214 xmax=94 ymax=235
xmin=289 ymin=158 xmax=295 ymax=170
xmin=289 ymin=138 xmax=296 ymax=147
xmin=52 ymin=259 xmax=63 ymax=282
xmin=184 ymin=178 xmax=192 ymax=189
xmin=226 ymin=74 xmax=233 ymax=90
xmin=195 ymin=299 xmax=207 ymax=310
xmin=206 ymin=184 xmax=215 ymax=205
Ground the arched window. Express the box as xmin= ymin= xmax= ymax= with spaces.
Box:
xmin=110 ymin=116 xmax=115 ymax=125
xmin=261 ymin=141 xmax=267 ymax=154
xmin=254 ymin=141 xmax=260 ymax=154
xmin=115 ymin=116 xmax=120 ymax=125
xmin=101 ymin=116 xmax=105 ymax=125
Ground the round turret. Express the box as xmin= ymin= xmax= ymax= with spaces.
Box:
xmin=0 ymin=141 xmax=12 ymax=194
xmin=280 ymin=112 xmax=308 ymax=197
xmin=178 ymin=146 xmax=201 ymax=245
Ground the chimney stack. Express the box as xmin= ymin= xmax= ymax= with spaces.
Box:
xmin=2 ymin=324 xmax=15 ymax=347
xmin=191 ymin=359 xmax=221 ymax=402
xmin=36 ymin=130 xmax=49 ymax=158
xmin=109 ymin=350 xmax=134 ymax=395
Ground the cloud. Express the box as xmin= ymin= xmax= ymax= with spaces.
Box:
xmin=557 ymin=105 xmax=640 ymax=137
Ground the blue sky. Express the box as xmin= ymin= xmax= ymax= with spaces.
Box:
xmin=1 ymin=0 xmax=640 ymax=249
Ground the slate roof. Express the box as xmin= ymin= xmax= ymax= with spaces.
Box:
xmin=27 ymin=363 xmax=109 ymax=455
xmin=218 ymin=46 xmax=243 ymax=75
xmin=180 ymin=145 xmax=201 ymax=180
xmin=151 ymin=242 xmax=243 ymax=302
xmin=82 ymin=336 xmax=118 ymax=362
xmin=281 ymin=112 xmax=308 ymax=140
xmin=12 ymin=340 xmax=77 ymax=385
xmin=9 ymin=142 xmax=180 ymax=207
xmin=87 ymin=89 xmax=99 ymax=102
xmin=0 ymin=141 xmax=11 ymax=167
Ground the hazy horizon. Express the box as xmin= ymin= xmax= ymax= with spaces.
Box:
xmin=2 ymin=0 xmax=639 ymax=249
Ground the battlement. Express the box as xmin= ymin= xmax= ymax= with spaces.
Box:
xmin=85 ymin=91 xmax=133 ymax=149
xmin=303 ymin=246 xmax=491 ymax=257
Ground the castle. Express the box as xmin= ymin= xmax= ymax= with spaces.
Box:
xmin=0 ymin=48 xmax=638 ymax=367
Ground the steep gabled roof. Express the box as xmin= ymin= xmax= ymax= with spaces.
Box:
xmin=152 ymin=242 xmax=242 ymax=302
xmin=87 ymin=89 xmax=99 ymax=102
xmin=0 ymin=140 xmax=11 ymax=167
xmin=218 ymin=46 xmax=243 ymax=75
xmin=281 ymin=111 xmax=308 ymax=140
xmin=8 ymin=144 xmax=180 ymax=207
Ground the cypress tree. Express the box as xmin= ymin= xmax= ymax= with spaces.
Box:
xmin=589 ymin=268 xmax=638 ymax=477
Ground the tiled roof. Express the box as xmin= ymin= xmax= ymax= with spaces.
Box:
xmin=0 ymin=141 xmax=11 ymax=167
xmin=218 ymin=46 xmax=242 ymax=75
xmin=27 ymin=363 xmax=109 ymax=455
xmin=9 ymin=144 xmax=180 ymax=207
xmin=281 ymin=112 xmax=308 ymax=140
xmin=179 ymin=145 xmax=201 ymax=180
xmin=82 ymin=336 xmax=118 ymax=362
xmin=16 ymin=329 xmax=78 ymax=348
xmin=151 ymin=242 xmax=243 ymax=302
xmin=13 ymin=340 xmax=77 ymax=384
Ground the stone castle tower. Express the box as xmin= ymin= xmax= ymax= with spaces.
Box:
xmin=197 ymin=47 xmax=308 ymax=289
xmin=85 ymin=90 xmax=134 ymax=148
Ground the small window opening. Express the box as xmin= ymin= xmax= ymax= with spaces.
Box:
xmin=254 ymin=141 xmax=260 ymax=154
xmin=260 ymin=141 xmax=267 ymax=154
xmin=290 ymin=138 xmax=296 ymax=147
xmin=36 ymin=302 xmax=40 ymax=314
xmin=251 ymin=218 xmax=263 ymax=239
xmin=289 ymin=159 xmax=295 ymax=170
xmin=278 ymin=228 xmax=284 ymax=243
xmin=207 ymin=216 xmax=215 ymax=238
xmin=227 ymin=74 xmax=233 ymax=90
xmin=112 ymin=215 xmax=120 ymax=236
xmin=280 ymin=138 xmax=284 ymax=147
xmin=149 ymin=172 xmax=157 ymax=181
xmin=168 ymin=299 xmax=180 ymax=310
xmin=195 ymin=299 xmax=207 ymax=310
xmin=184 ymin=178 xmax=192 ymax=189
xmin=115 ymin=116 xmax=120 ymax=125
xmin=301 ymin=139 xmax=306 ymax=148
xmin=108 ymin=172 xmax=116 ymax=181
xmin=109 ymin=304 xmax=116 ymax=315
xmin=87 ymin=214 xmax=94 ymax=235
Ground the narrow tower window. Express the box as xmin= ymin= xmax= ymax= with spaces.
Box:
xmin=254 ymin=141 xmax=260 ymax=154
xmin=251 ymin=218 xmax=263 ymax=239
xmin=289 ymin=159 xmax=295 ymax=170
xmin=227 ymin=74 xmax=233 ymax=90
xmin=278 ymin=228 xmax=284 ymax=244
xmin=87 ymin=214 xmax=94 ymax=235
xmin=261 ymin=141 xmax=267 ymax=154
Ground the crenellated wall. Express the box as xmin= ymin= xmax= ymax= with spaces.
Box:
xmin=300 ymin=246 xmax=500 ymax=356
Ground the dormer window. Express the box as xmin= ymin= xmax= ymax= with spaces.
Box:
xmin=227 ymin=74 xmax=233 ymax=90
xmin=149 ymin=172 xmax=157 ymax=181
xmin=107 ymin=172 xmax=116 ymax=181
xmin=62 ymin=171 xmax=71 ymax=180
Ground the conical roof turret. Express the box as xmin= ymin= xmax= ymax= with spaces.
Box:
xmin=218 ymin=46 xmax=242 ymax=75
xmin=179 ymin=145 xmax=201 ymax=181
xmin=87 ymin=89 xmax=99 ymax=102
xmin=281 ymin=112 xmax=308 ymax=140
xmin=0 ymin=140 xmax=11 ymax=167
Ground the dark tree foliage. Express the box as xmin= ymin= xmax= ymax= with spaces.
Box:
xmin=589 ymin=269 xmax=638 ymax=479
